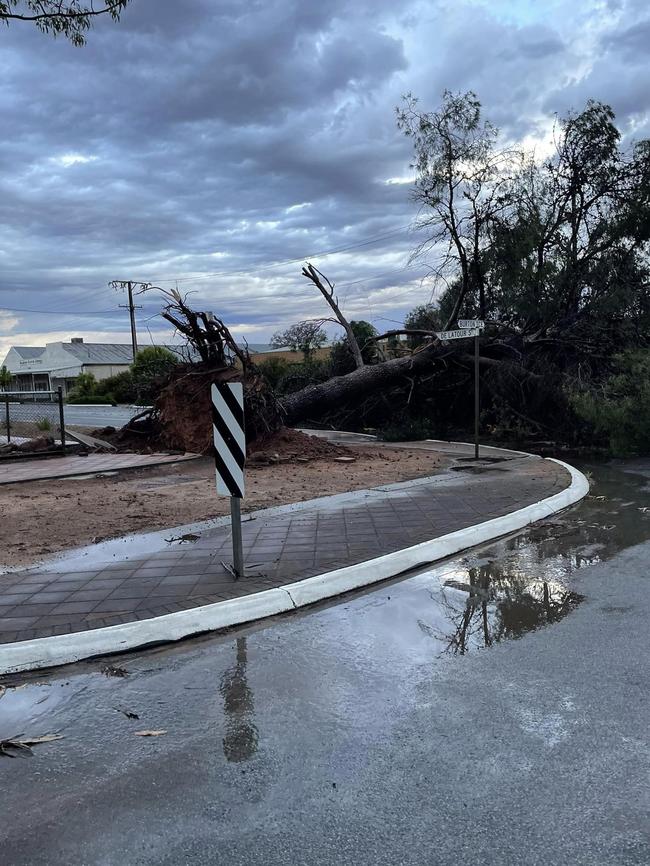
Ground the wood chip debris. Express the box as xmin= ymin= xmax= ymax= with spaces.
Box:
xmin=134 ymin=729 xmax=167 ymax=737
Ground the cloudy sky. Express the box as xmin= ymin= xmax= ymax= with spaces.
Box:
xmin=0 ymin=0 xmax=648 ymax=356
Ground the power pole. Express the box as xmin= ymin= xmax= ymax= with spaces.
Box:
xmin=110 ymin=280 xmax=150 ymax=361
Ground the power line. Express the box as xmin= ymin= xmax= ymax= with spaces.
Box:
xmin=0 ymin=223 xmax=417 ymax=316
xmin=0 ymin=305 xmax=121 ymax=315
xmin=148 ymin=224 xmax=414 ymax=284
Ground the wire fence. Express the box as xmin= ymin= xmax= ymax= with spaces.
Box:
xmin=0 ymin=390 xmax=66 ymax=458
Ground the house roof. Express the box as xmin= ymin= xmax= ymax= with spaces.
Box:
xmin=59 ymin=342 xmax=193 ymax=365
xmin=62 ymin=342 xmax=136 ymax=364
xmin=12 ymin=347 xmax=46 ymax=360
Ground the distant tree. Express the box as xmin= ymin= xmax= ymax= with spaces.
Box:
xmin=270 ymin=322 xmax=327 ymax=360
xmin=0 ymin=365 xmax=11 ymax=391
xmin=0 ymin=1 xmax=130 ymax=45
xmin=330 ymin=320 xmax=378 ymax=374
xmin=403 ymin=304 xmax=443 ymax=347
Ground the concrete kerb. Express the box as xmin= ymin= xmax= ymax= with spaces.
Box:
xmin=0 ymin=457 xmax=589 ymax=675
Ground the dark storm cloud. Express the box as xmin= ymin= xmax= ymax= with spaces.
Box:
xmin=0 ymin=0 xmax=649 ymax=352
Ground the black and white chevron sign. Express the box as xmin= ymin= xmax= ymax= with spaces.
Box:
xmin=211 ymin=382 xmax=246 ymax=498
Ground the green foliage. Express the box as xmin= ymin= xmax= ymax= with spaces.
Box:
xmin=399 ymin=93 xmax=650 ymax=345
xmin=570 ymin=350 xmax=650 ymax=455
xmin=130 ymin=346 xmax=179 ymax=402
xmin=67 ymin=371 xmax=97 ymax=400
xmin=404 ymin=304 xmax=443 ymax=347
xmin=66 ymin=394 xmax=114 ymax=405
xmin=0 ymin=365 xmax=11 ymax=390
xmin=0 ymin=1 xmax=131 ymax=46
xmin=35 ymin=417 xmax=52 ymax=431
xmin=273 ymin=358 xmax=332 ymax=396
xmin=256 ymin=357 xmax=291 ymax=390
xmin=93 ymin=370 xmax=136 ymax=404
xmin=270 ymin=322 xmax=327 ymax=359
xmin=330 ymin=321 xmax=378 ymax=374
xmin=379 ymin=417 xmax=438 ymax=442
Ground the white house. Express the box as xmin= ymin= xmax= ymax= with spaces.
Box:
xmin=1 ymin=339 xmax=189 ymax=395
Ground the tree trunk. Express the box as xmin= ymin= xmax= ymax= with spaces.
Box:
xmin=279 ymin=346 xmax=539 ymax=426
xmin=280 ymin=343 xmax=446 ymax=424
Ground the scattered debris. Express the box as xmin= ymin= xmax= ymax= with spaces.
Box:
xmin=220 ymin=560 xmax=238 ymax=579
xmin=134 ymin=729 xmax=167 ymax=737
xmin=333 ymin=457 xmax=356 ymax=463
xmin=0 ymin=733 xmax=64 ymax=758
xmin=165 ymin=533 xmax=201 ymax=544
xmin=101 ymin=665 xmax=129 ymax=678
xmin=114 ymin=707 xmax=140 ymax=720
xmin=639 ymin=506 xmax=649 ymax=513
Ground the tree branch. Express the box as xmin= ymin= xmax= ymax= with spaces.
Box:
xmin=302 ymin=263 xmax=365 ymax=369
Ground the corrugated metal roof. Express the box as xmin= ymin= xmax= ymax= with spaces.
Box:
xmin=13 ymin=347 xmax=46 ymax=360
xmin=61 ymin=343 xmax=192 ymax=364
xmin=63 ymin=343 xmax=134 ymax=363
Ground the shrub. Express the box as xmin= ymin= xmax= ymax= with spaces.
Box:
xmin=67 ymin=371 xmax=97 ymax=400
xmin=379 ymin=417 xmax=438 ymax=441
xmin=66 ymin=395 xmax=115 ymax=405
xmin=94 ymin=370 xmax=136 ymax=404
xmin=275 ymin=358 xmax=333 ymax=395
xmin=35 ymin=417 xmax=52 ymax=431
xmin=257 ymin=357 xmax=291 ymax=390
xmin=569 ymin=349 xmax=650 ymax=455
xmin=131 ymin=346 xmax=179 ymax=402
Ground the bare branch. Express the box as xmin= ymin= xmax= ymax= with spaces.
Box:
xmin=302 ymin=263 xmax=365 ymax=369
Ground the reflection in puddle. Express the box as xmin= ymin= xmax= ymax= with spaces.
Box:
xmin=0 ymin=677 xmax=92 ymax=734
xmin=432 ymin=566 xmax=581 ymax=654
xmin=219 ymin=637 xmax=258 ymax=762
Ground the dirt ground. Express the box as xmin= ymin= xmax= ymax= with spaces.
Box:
xmin=1 ymin=445 xmax=451 ymax=569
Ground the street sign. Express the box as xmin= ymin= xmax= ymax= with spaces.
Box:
xmin=457 ymin=319 xmax=484 ymax=329
xmin=211 ymin=381 xmax=246 ymax=579
xmin=437 ymin=325 xmax=483 ymax=459
xmin=435 ymin=328 xmax=481 ymax=341
xmin=212 ymin=382 xmax=245 ymax=498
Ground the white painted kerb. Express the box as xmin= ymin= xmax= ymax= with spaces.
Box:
xmin=0 ymin=458 xmax=588 ymax=674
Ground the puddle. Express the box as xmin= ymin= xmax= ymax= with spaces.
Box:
xmin=0 ymin=676 xmax=94 ymax=734
xmin=431 ymin=565 xmax=582 ymax=654
xmin=413 ymin=458 xmax=650 ymax=654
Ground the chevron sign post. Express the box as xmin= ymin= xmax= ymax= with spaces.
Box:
xmin=211 ymin=382 xmax=246 ymax=579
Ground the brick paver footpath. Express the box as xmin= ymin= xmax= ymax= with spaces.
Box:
xmin=0 ymin=452 xmax=570 ymax=645
xmin=0 ymin=452 xmax=199 ymax=485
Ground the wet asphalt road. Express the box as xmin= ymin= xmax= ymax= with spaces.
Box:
xmin=6 ymin=403 xmax=147 ymax=429
xmin=0 ymin=460 xmax=649 ymax=865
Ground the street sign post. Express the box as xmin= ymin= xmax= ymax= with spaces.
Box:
xmin=452 ymin=321 xmax=484 ymax=459
xmin=211 ymin=382 xmax=246 ymax=579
